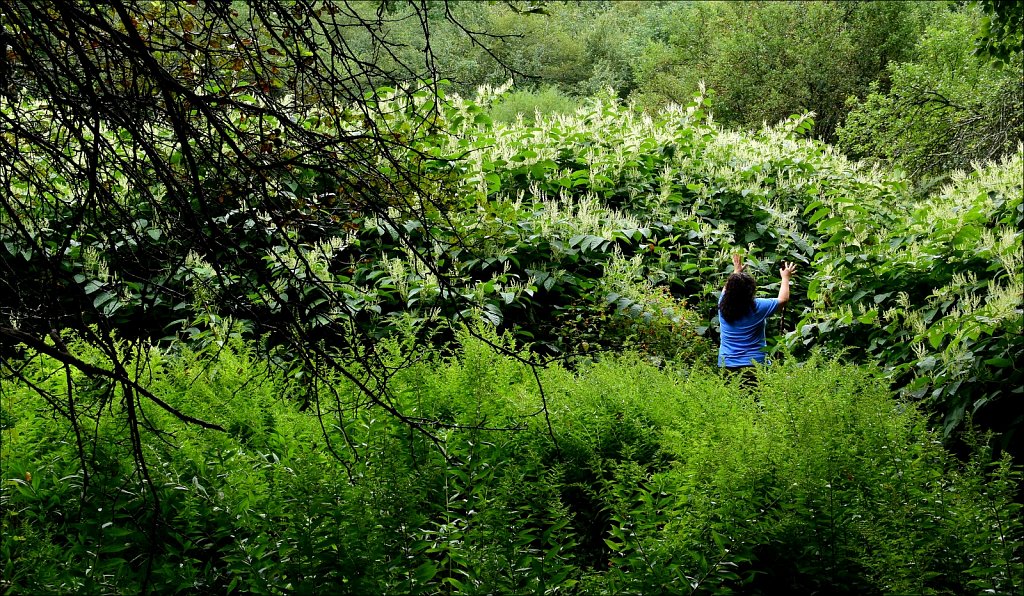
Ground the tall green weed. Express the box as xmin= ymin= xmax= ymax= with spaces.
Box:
xmin=2 ymin=332 xmax=1020 ymax=594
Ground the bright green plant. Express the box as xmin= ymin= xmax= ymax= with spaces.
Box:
xmin=3 ymin=331 xmax=1022 ymax=593
xmin=793 ymin=150 xmax=1023 ymax=449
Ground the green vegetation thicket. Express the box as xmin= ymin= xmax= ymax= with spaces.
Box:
xmin=1 ymin=0 xmax=1022 ymax=593
xmin=3 ymin=331 xmax=1022 ymax=593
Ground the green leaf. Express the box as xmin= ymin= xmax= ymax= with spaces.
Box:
xmin=711 ymin=530 xmax=727 ymax=551
xmin=100 ymin=542 xmax=132 ymax=554
xmin=411 ymin=561 xmax=437 ymax=583
xmin=93 ymin=292 xmax=115 ymax=308
xmin=857 ymin=310 xmax=878 ymax=325
xmin=443 ymin=577 xmax=466 ymax=590
xmin=484 ymin=172 xmax=501 ymax=194
xmin=808 ymin=207 xmax=830 ymax=224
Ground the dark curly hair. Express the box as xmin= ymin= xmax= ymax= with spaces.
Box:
xmin=719 ymin=272 xmax=757 ymax=323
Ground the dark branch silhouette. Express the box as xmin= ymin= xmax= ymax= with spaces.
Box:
xmin=0 ymin=0 xmax=561 ymax=491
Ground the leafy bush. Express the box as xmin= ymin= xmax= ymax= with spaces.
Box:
xmin=627 ymin=1 xmax=938 ymax=141
xmin=489 ymin=85 xmax=580 ymax=124
xmin=794 ymin=151 xmax=1024 ymax=451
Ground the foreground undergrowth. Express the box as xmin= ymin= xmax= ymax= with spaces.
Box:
xmin=2 ymin=328 xmax=1021 ymax=594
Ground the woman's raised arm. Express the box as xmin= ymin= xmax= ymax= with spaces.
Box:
xmin=777 ymin=261 xmax=797 ymax=306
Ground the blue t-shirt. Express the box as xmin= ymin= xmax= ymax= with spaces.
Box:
xmin=718 ymin=296 xmax=780 ymax=367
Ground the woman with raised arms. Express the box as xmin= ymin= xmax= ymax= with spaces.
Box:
xmin=718 ymin=253 xmax=797 ymax=379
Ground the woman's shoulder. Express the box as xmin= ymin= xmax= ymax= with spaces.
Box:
xmin=754 ymin=297 xmax=780 ymax=314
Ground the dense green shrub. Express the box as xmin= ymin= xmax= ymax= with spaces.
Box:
xmin=627 ymin=0 xmax=939 ymax=142
xmin=3 ymin=331 xmax=1021 ymax=593
xmin=794 ymin=151 xmax=1024 ymax=451
xmin=489 ymin=85 xmax=580 ymax=124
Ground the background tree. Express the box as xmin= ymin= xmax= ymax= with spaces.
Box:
xmin=628 ymin=1 xmax=939 ymax=142
xmin=375 ymin=1 xmax=943 ymax=141
xmin=839 ymin=5 xmax=1023 ymax=178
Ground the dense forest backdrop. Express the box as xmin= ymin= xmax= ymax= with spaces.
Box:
xmin=1 ymin=1 xmax=1022 ymax=593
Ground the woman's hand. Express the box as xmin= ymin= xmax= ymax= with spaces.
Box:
xmin=732 ymin=253 xmax=746 ymax=274
xmin=777 ymin=261 xmax=797 ymax=305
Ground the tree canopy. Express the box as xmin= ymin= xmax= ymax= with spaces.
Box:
xmin=839 ymin=4 xmax=1023 ymax=177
